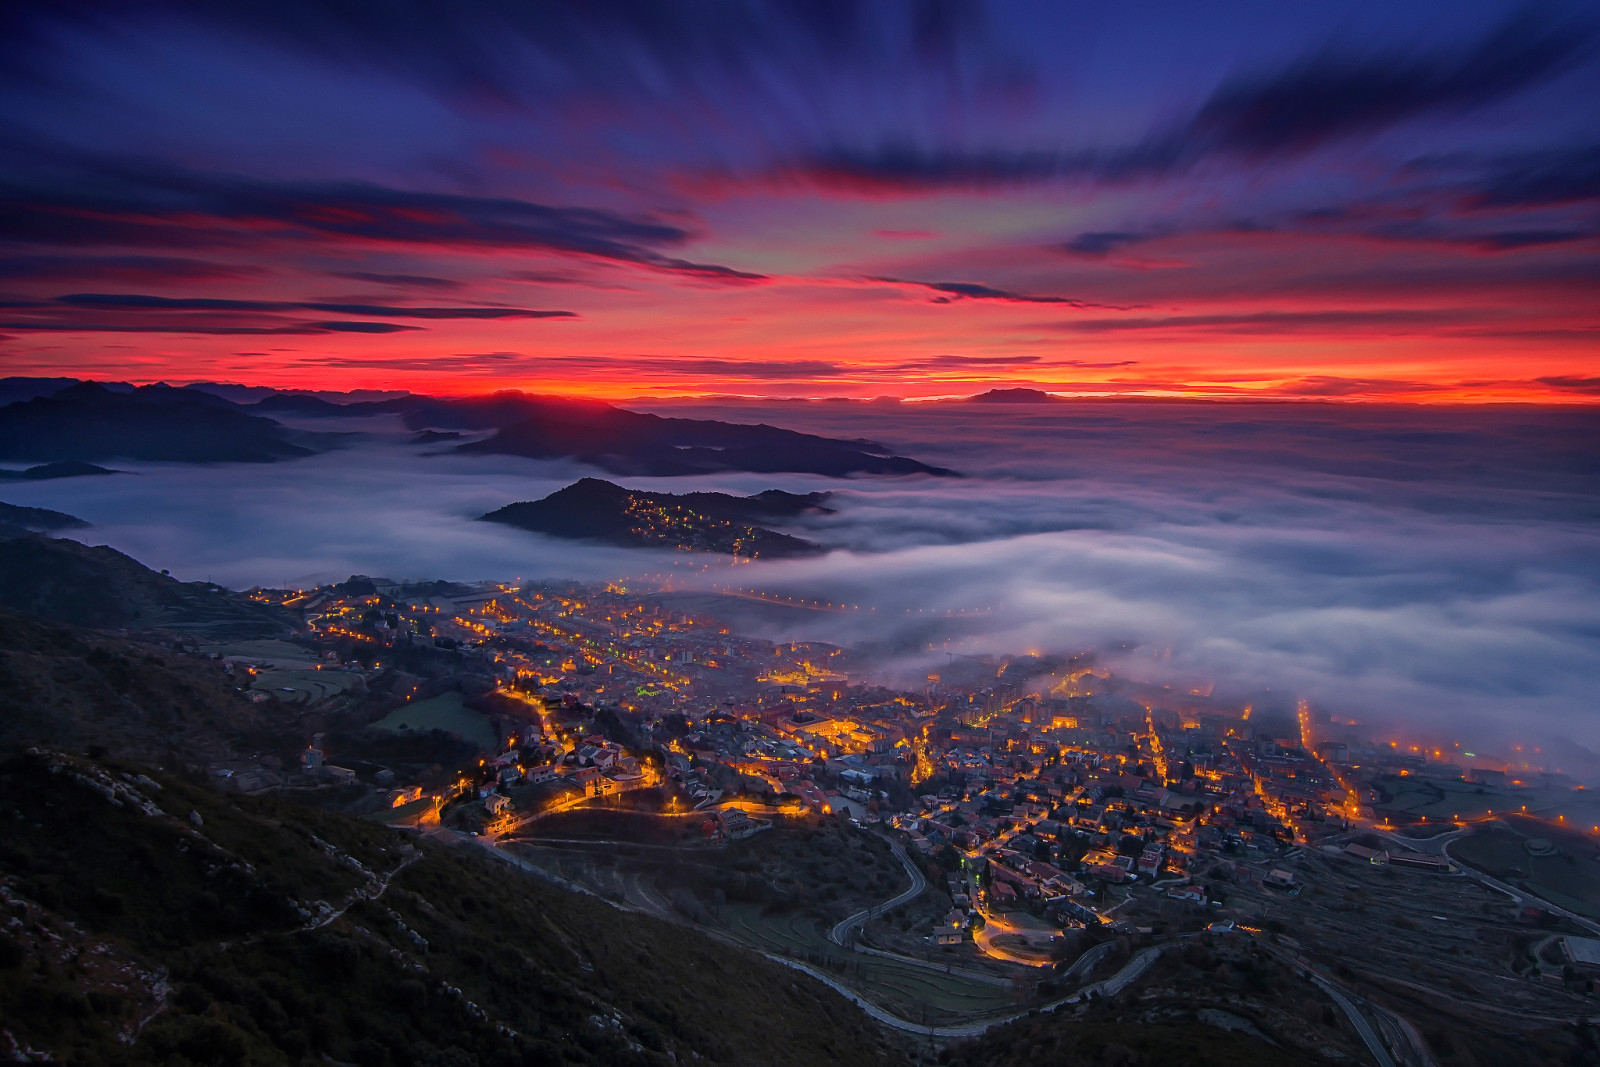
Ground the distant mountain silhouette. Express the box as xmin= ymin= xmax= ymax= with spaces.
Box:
xmin=248 ymin=387 xmax=954 ymax=476
xmin=0 ymin=383 xmax=316 ymax=463
xmin=963 ymin=388 xmax=1067 ymax=403
xmin=444 ymin=393 xmax=954 ymax=477
xmin=481 ymin=477 xmax=831 ymax=558
xmin=0 ymin=535 xmax=293 ymax=635
xmin=0 ymin=376 xmax=134 ymax=407
xmin=0 ymin=381 xmax=956 ymax=477
xmin=0 ymin=460 xmax=121 ymax=481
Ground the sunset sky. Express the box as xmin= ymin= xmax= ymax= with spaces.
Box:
xmin=1 ymin=1 xmax=1596 ymax=401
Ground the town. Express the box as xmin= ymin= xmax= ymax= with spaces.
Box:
xmin=210 ymin=574 xmax=1600 ymax=1061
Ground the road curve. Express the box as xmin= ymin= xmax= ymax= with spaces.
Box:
xmin=830 ymin=834 xmax=927 ymax=945
xmin=480 ymin=824 xmax=1165 ymax=1039
xmin=780 ymin=943 xmax=1168 ymax=1040
xmin=1253 ymin=940 xmax=1398 ymax=1067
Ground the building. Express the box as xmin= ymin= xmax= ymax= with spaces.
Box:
xmin=1343 ymin=843 xmax=1388 ymax=864
xmin=1560 ymin=936 xmax=1600 ymax=976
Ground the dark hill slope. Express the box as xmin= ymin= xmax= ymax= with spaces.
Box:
xmin=0 ymin=749 xmax=907 ymax=1066
xmin=0 ymin=535 xmax=293 ymax=636
xmin=0 ymin=610 xmax=259 ymax=765
xmin=0 ymin=500 xmax=87 ymax=540
xmin=482 ymin=477 xmax=830 ymax=558
xmin=0 ymin=382 xmax=313 ymax=463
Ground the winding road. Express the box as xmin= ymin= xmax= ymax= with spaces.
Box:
xmin=476 ymin=823 xmax=1171 ymax=1040
xmin=829 ymin=834 xmax=926 ymax=945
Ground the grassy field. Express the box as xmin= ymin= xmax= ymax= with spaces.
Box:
xmin=1373 ymin=774 xmax=1600 ymax=830
xmin=206 ymin=638 xmax=321 ymax=665
xmin=1450 ymin=818 xmax=1600 ymax=920
xmin=369 ymin=690 xmax=496 ymax=751
xmin=1372 ymin=774 xmax=1508 ymax=821
xmin=251 ymin=667 xmax=363 ymax=705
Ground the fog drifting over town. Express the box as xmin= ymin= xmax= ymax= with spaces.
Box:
xmin=6 ymin=401 xmax=1598 ymax=763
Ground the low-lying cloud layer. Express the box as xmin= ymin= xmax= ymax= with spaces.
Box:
xmin=5 ymin=401 xmax=1597 ymax=762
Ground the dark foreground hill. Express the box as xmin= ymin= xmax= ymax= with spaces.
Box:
xmin=0 ymin=535 xmax=293 ymax=636
xmin=481 ymin=478 xmax=830 ymax=558
xmin=0 ymin=609 xmax=257 ymax=766
xmin=0 ymin=748 xmax=907 ymax=1066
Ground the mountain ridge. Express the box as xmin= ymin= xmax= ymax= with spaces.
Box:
xmin=0 ymin=379 xmax=955 ymax=477
xmin=482 ymin=477 xmax=830 ymax=558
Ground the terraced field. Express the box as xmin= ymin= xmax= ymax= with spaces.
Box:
xmin=717 ymin=904 xmax=1018 ymax=1019
xmin=251 ymin=667 xmax=363 ymax=705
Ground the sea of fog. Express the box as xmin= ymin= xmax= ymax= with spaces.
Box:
xmin=5 ymin=401 xmax=1599 ymax=766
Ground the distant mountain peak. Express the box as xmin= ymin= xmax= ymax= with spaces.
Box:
xmin=964 ymin=387 xmax=1064 ymax=403
xmin=482 ymin=479 xmax=830 ymax=558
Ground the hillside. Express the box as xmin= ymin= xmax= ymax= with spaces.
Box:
xmin=0 ymin=748 xmax=908 ymax=1066
xmin=0 ymin=609 xmax=269 ymax=766
xmin=0 ymin=535 xmax=294 ymax=636
xmin=0 ymin=500 xmax=87 ymax=540
xmin=481 ymin=478 xmax=830 ymax=558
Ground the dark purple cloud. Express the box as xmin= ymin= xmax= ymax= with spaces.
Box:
xmin=786 ymin=10 xmax=1591 ymax=191
xmin=1459 ymin=144 xmax=1600 ymax=208
xmin=55 ymin=294 xmax=574 ymax=319
xmin=0 ymin=163 xmax=763 ymax=280
xmin=1537 ymin=375 xmax=1600 ymax=395
xmin=1187 ymin=12 xmax=1587 ymax=157
xmin=1057 ymin=231 xmax=1152 ymax=258
xmin=0 ymin=321 xmax=418 ymax=335
xmin=878 ymin=278 xmax=1137 ymax=308
xmin=0 ymin=254 xmax=261 ymax=282
xmin=1047 ymin=309 xmax=1468 ymax=334
xmin=331 ymin=271 xmax=462 ymax=290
